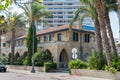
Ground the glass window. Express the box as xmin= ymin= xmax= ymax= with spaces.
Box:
xmin=44 ymin=36 xmax=46 ymax=42
xmin=73 ymin=32 xmax=78 ymax=41
xmin=3 ymin=43 xmax=6 ymax=47
xmin=21 ymin=40 xmax=23 ymax=45
xmin=14 ymin=42 xmax=16 ymax=46
xmin=37 ymin=37 xmax=40 ymax=43
xmin=18 ymin=41 xmax=20 ymax=46
xmin=85 ymin=34 xmax=90 ymax=42
xmin=48 ymin=35 xmax=51 ymax=41
xmin=57 ymin=33 xmax=62 ymax=41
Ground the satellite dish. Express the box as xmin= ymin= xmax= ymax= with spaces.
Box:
xmin=72 ymin=48 xmax=77 ymax=59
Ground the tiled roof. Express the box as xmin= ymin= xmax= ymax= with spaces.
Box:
xmin=16 ymin=35 xmax=26 ymax=40
xmin=16 ymin=24 xmax=94 ymax=40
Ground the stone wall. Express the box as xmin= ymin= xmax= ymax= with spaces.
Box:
xmin=1 ymin=30 xmax=95 ymax=68
xmin=71 ymin=69 xmax=120 ymax=80
xmin=7 ymin=65 xmax=44 ymax=72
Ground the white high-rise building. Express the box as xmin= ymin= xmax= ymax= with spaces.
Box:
xmin=38 ymin=0 xmax=80 ymax=30
xmin=15 ymin=0 xmax=94 ymax=31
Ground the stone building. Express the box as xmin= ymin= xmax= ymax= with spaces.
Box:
xmin=1 ymin=25 xmax=95 ymax=68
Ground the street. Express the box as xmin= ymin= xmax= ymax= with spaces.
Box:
xmin=0 ymin=72 xmax=42 ymax=80
xmin=0 ymin=69 xmax=112 ymax=80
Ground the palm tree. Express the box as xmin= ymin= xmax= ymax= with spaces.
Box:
xmin=95 ymin=0 xmax=112 ymax=66
xmin=104 ymin=0 xmax=118 ymax=57
xmin=16 ymin=1 xmax=51 ymax=65
xmin=0 ymin=0 xmax=12 ymax=10
xmin=1 ymin=12 xmax=26 ymax=64
xmin=70 ymin=0 xmax=103 ymax=53
xmin=16 ymin=1 xmax=51 ymax=27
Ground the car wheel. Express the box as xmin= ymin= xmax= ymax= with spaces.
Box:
xmin=4 ymin=69 xmax=6 ymax=72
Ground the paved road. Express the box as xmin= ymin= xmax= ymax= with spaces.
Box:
xmin=0 ymin=70 xmax=112 ymax=80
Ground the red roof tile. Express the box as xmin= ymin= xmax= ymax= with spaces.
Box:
xmin=16 ymin=24 xmax=94 ymax=40
xmin=16 ymin=35 xmax=26 ymax=40
xmin=36 ymin=24 xmax=69 ymax=35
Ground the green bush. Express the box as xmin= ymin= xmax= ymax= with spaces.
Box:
xmin=34 ymin=51 xmax=53 ymax=67
xmin=35 ymin=62 xmax=43 ymax=67
xmin=68 ymin=59 xmax=88 ymax=69
xmin=44 ymin=62 xmax=57 ymax=72
xmin=13 ymin=56 xmax=23 ymax=65
xmin=0 ymin=55 xmax=9 ymax=64
xmin=87 ymin=50 xmax=107 ymax=70
xmin=105 ymin=65 xmax=117 ymax=74
xmin=111 ymin=54 xmax=120 ymax=71
xmin=23 ymin=56 xmax=31 ymax=66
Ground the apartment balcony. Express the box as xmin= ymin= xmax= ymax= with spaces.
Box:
xmin=50 ymin=9 xmax=75 ymax=12
xmin=43 ymin=1 xmax=79 ymax=3
xmin=53 ymin=13 xmax=74 ymax=16
xmin=46 ymin=5 xmax=78 ymax=8
xmin=45 ymin=18 xmax=72 ymax=20
xmin=46 ymin=23 xmax=69 ymax=25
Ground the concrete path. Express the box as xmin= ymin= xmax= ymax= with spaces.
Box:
xmin=7 ymin=69 xmax=113 ymax=80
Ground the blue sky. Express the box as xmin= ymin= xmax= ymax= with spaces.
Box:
xmin=109 ymin=12 xmax=119 ymax=39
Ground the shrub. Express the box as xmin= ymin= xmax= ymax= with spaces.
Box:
xmin=68 ymin=59 xmax=88 ymax=69
xmin=44 ymin=62 xmax=57 ymax=72
xmin=0 ymin=55 xmax=9 ymax=64
xmin=14 ymin=56 xmax=23 ymax=65
xmin=110 ymin=54 xmax=120 ymax=71
xmin=23 ymin=56 xmax=32 ymax=66
xmin=105 ymin=65 xmax=117 ymax=74
xmin=35 ymin=62 xmax=43 ymax=67
xmin=34 ymin=51 xmax=53 ymax=67
xmin=87 ymin=50 xmax=107 ymax=70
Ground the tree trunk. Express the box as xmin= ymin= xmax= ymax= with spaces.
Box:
xmin=105 ymin=12 xmax=118 ymax=57
xmin=94 ymin=19 xmax=103 ymax=53
xmin=95 ymin=0 xmax=111 ymax=66
xmin=11 ymin=29 xmax=15 ymax=64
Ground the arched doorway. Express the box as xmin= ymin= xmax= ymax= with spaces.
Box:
xmin=8 ymin=53 xmax=12 ymax=64
xmin=45 ymin=49 xmax=52 ymax=55
xmin=23 ymin=51 xmax=27 ymax=59
xmin=59 ymin=49 xmax=68 ymax=68
xmin=45 ymin=49 xmax=53 ymax=62
xmin=2 ymin=53 xmax=6 ymax=56
xmin=15 ymin=52 xmax=20 ymax=61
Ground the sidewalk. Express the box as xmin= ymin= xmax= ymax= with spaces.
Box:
xmin=8 ymin=69 xmax=113 ymax=80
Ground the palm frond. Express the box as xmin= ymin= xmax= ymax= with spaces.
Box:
xmin=69 ymin=6 xmax=88 ymax=30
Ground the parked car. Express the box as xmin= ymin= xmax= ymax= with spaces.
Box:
xmin=0 ymin=62 xmax=7 ymax=72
